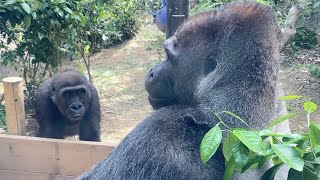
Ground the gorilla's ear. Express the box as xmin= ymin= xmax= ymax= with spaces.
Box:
xmin=203 ymin=55 xmax=217 ymax=75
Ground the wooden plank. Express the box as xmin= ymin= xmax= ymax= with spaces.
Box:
xmin=0 ymin=134 xmax=114 ymax=176
xmin=0 ymin=170 xmax=76 ymax=180
xmin=2 ymin=77 xmax=26 ymax=135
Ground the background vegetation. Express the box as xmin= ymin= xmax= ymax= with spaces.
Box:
xmin=0 ymin=0 xmax=319 ymax=178
xmin=0 ymin=0 xmax=148 ymax=104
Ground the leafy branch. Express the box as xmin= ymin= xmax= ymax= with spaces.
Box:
xmin=201 ymin=95 xmax=320 ymax=180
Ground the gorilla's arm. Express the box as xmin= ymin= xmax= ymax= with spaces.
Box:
xmin=78 ymin=107 xmax=224 ymax=180
xmin=35 ymin=80 xmax=64 ymax=139
xmin=79 ymin=84 xmax=101 ymax=141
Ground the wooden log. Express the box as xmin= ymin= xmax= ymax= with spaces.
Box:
xmin=0 ymin=134 xmax=114 ymax=177
xmin=2 ymin=77 xmax=26 ymax=135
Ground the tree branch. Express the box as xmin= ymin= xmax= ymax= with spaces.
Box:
xmin=280 ymin=0 xmax=312 ymax=49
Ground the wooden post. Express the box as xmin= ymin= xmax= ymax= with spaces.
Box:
xmin=166 ymin=0 xmax=189 ymax=39
xmin=2 ymin=77 xmax=26 ymax=135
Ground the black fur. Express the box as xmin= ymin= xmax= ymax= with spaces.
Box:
xmin=79 ymin=2 xmax=290 ymax=179
xmin=34 ymin=69 xmax=101 ymax=142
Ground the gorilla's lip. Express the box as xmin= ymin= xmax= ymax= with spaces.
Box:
xmin=71 ymin=114 xmax=83 ymax=120
xmin=148 ymin=95 xmax=175 ymax=103
xmin=148 ymin=95 xmax=177 ymax=109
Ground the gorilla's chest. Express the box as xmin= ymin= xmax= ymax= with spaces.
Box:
xmin=63 ymin=120 xmax=80 ymax=136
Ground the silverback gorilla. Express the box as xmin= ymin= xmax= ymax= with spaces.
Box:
xmin=34 ymin=69 xmax=101 ymax=141
xmin=79 ymin=2 xmax=290 ymax=179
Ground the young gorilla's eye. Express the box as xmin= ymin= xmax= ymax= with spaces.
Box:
xmin=65 ymin=92 xmax=71 ymax=96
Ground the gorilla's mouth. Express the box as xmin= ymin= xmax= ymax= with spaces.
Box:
xmin=148 ymin=95 xmax=177 ymax=109
xmin=70 ymin=114 xmax=83 ymax=120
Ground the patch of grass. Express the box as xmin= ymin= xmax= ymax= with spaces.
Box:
xmin=305 ymin=64 xmax=320 ymax=78
xmin=144 ymin=34 xmax=165 ymax=53
xmin=0 ymin=104 xmax=7 ymax=132
xmin=93 ymin=66 xmax=118 ymax=78
xmin=140 ymin=58 xmax=161 ymax=68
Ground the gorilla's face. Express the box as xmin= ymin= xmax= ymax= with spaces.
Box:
xmin=145 ymin=32 xmax=217 ymax=109
xmin=52 ymin=85 xmax=91 ymax=121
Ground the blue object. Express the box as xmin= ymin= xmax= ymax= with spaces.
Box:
xmin=149 ymin=0 xmax=167 ymax=33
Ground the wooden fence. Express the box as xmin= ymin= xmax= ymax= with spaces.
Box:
xmin=0 ymin=77 xmax=115 ymax=180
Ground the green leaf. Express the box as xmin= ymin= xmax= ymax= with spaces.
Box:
xmin=221 ymin=111 xmax=250 ymax=128
xmin=316 ymin=166 xmax=320 ymax=180
xmin=80 ymin=15 xmax=87 ymax=27
xmin=267 ymin=113 xmax=299 ymax=128
xmin=282 ymin=134 xmax=307 ymax=144
xmin=63 ymin=6 xmax=73 ymax=14
xmin=258 ymin=155 xmax=275 ymax=167
xmin=223 ymin=156 xmax=236 ymax=180
xmin=260 ymin=164 xmax=283 ymax=180
xmin=23 ymin=15 xmax=31 ymax=28
xmin=241 ymin=153 xmax=261 ymax=173
xmin=57 ymin=10 xmax=64 ymax=17
xmin=5 ymin=0 xmax=17 ymax=5
xmin=287 ymin=168 xmax=303 ymax=180
xmin=232 ymin=141 xmax=249 ymax=170
xmin=314 ymin=1 xmax=320 ymax=9
xmin=31 ymin=0 xmax=39 ymax=11
xmin=259 ymin=129 xmax=304 ymax=139
xmin=304 ymin=152 xmax=316 ymax=161
xmin=277 ymin=95 xmax=303 ymax=100
xmin=200 ymin=124 xmax=222 ymax=164
xmin=259 ymin=142 xmax=274 ymax=156
xmin=272 ymin=144 xmax=304 ymax=171
xmin=31 ymin=12 xmax=36 ymax=19
xmin=223 ymin=134 xmax=238 ymax=161
xmin=288 ymin=162 xmax=318 ymax=179
xmin=232 ymin=130 xmax=263 ymax=153
xmin=309 ymin=121 xmax=320 ymax=149
xmin=304 ymin=101 xmax=317 ymax=113
xmin=21 ymin=2 xmax=31 ymax=14
xmin=302 ymin=162 xmax=317 ymax=180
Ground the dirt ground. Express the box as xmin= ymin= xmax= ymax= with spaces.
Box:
xmin=1 ymin=24 xmax=319 ymax=144
xmin=279 ymin=45 xmax=320 ymax=132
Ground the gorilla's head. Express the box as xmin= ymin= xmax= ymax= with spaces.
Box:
xmin=51 ymin=70 xmax=92 ymax=121
xmin=145 ymin=2 xmax=280 ymax=110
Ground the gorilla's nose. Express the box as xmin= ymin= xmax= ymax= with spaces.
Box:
xmin=70 ymin=103 xmax=83 ymax=112
xmin=145 ymin=64 xmax=160 ymax=83
xmin=145 ymin=64 xmax=174 ymax=99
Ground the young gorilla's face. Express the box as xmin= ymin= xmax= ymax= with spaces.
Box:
xmin=53 ymin=85 xmax=89 ymax=121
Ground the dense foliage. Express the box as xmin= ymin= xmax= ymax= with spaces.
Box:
xmin=201 ymin=96 xmax=320 ymax=179
xmin=0 ymin=0 xmax=146 ymax=102
xmin=0 ymin=104 xmax=6 ymax=132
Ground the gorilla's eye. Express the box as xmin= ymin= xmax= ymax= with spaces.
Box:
xmin=63 ymin=91 xmax=72 ymax=97
xmin=173 ymin=39 xmax=178 ymax=48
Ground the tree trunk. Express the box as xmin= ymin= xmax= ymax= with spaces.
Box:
xmin=279 ymin=0 xmax=312 ymax=49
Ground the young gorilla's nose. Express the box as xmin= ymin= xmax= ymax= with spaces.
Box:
xmin=70 ymin=103 xmax=83 ymax=111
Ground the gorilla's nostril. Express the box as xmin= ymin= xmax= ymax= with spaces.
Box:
xmin=149 ymin=72 xmax=154 ymax=78
xmin=71 ymin=106 xmax=78 ymax=111
xmin=71 ymin=104 xmax=83 ymax=111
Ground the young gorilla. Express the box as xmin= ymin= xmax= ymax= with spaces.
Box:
xmin=79 ymin=2 xmax=290 ymax=179
xmin=34 ymin=69 xmax=101 ymax=141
